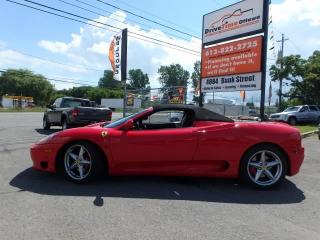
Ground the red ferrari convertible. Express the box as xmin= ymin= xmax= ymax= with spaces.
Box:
xmin=30 ymin=105 xmax=304 ymax=189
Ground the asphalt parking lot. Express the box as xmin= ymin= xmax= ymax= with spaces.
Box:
xmin=0 ymin=112 xmax=319 ymax=240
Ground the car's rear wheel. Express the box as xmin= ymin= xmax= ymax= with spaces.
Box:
xmin=240 ymin=145 xmax=287 ymax=189
xmin=43 ymin=116 xmax=50 ymax=130
xmin=62 ymin=142 xmax=105 ymax=183
xmin=288 ymin=117 xmax=297 ymax=125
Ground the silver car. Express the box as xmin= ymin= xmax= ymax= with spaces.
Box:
xmin=269 ymin=105 xmax=320 ymax=125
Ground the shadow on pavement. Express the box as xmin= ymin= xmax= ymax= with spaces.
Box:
xmin=10 ymin=168 xmax=305 ymax=205
xmin=35 ymin=128 xmax=60 ymax=135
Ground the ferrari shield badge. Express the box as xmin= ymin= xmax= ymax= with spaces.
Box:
xmin=101 ymin=131 xmax=108 ymax=138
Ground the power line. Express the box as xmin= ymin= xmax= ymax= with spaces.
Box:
xmin=211 ymin=0 xmax=224 ymax=8
xmin=273 ymin=26 xmax=306 ymax=56
xmin=108 ymin=0 xmax=200 ymax=35
xmin=19 ymin=0 xmax=200 ymax=54
xmin=0 ymin=68 xmax=95 ymax=86
xmin=58 ymin=0 xmax=199 ymax=45
xmin=13 ymin=0 xmax=200 ymax=55
xmin=0 ymin=44 xmax=106 ymax=72
xmin=96 ymin=0 xmax=200 ymax=39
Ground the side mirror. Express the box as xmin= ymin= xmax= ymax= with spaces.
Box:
xmin=48 ymin=104 xmax=56 ymax=110
xmin=122 ymin=119 xmax=134 ymax=131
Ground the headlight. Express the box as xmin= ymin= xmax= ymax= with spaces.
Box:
xmin=279 ymin=114 xmax=288 ymax=120
xmin=38 ymin=132 xmax=58 ymax=144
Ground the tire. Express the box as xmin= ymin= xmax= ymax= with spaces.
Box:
xmin=62 ymin=117 xmax=69 ymax=130
xmin=62 ymin=141 xmax=106 ymax=183
xmin=43 ymin=116 xmax=50 ymax=130
xmin=240 ymin=144 xmax=287 ymax=189
xmin=288 ymin=117 xmax=297 ymax=126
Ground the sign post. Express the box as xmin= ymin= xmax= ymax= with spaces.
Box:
xmin=259 ymin=0 xmax=269 ymax=120
xmin=200 ymin=0 xmax=269 ymax=120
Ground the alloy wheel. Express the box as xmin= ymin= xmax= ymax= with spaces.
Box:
xmin=64 ymin=145 xmax=92 ymax=181
xmin=246 ymin=150 xmax=283 ymax=187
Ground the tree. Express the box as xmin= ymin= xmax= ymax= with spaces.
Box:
xmin=85 ymin=88 xmax=123 ymax=104
xmin=158 ymin=64 xmax=190 ymax=88
xmin=56 ymin=86 xmax=123 ymax=104
xmin=269 ymin=55 xmax=306 ymax=109
xmin=0 ymin=69 xmax=54 ymax=106
xmin=269 ymin=52 xmax=320 ymax=106
xmin=128 ymin=69 xmax=150 ymax=90
xmin=158 ymin=64 xmax=190 ymax=103
xmin=303 ymin=51 xmax=320 ymax=104
xmin=191 ymin=61 xmax=201 ymax=103
xmin=98 ymin=70 xmax=121 ymax=89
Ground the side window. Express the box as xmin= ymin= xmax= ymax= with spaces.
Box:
xmin=143 ymin=110 xmax=184 ymax=124
xmin=53 ymin=98 xmax=61 ymax=107
xmin=300 ymin=106 xmax=309 ymax=112
xmin=309 ymin=106 xmax=318 ymax=111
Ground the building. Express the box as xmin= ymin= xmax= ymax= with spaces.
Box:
xmin=1 ymin=95 xmax=34 ymax=108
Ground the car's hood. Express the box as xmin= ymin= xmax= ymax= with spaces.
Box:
xmin=271 ymin=111 xmax=295 ymax=116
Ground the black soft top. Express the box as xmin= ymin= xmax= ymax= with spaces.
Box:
xmin=152 ymin=104 xmax=234 ymax=122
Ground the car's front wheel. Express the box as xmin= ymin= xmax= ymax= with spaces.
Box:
xmin=62 ymin=118 xmax=69 ymax=130
xmin=62 ymin=142 xmax=105 ymax=183
xmin=288 ymin=117 xmax=297 ymax=125
xmin=43 ymin=116 xmax=50 ymax=130
xmin=240 ymin=145 xmax=287 ymax=189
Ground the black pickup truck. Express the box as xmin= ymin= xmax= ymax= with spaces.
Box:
xmin=43 ymin=97 xmax=112 ymax=130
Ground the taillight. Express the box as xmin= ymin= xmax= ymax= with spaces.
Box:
xmin=107 ymin=111 xmax=112 ymax=118
xmin=71 ymin=109 xmax=79 ymax=117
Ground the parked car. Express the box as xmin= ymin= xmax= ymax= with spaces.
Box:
xmin=269 ymin=105 xmax=320 ymax=125
xmin=43 ymin=97 xmax=112 ymax=130
xmin=31 ymin=104 xmax=304 ymax=189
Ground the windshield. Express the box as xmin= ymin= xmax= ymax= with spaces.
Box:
xmin=62 ymin=99 xmax=90 ymax=108
xmin=283 ymin=106 xmax=300 ymax=112
xmin=104 ymin=109 xmax=148 ymax=128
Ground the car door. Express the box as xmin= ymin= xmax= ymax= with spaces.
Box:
xmin=53 ymin=98 xmax=63 ymax=123
xmin=308 ymin=106 xmax=319 ymax=123
xmin=109 ymin=110 xmax=198 ymax=175
xmin=296 ymin=106 xmax=309 ymax=122
xmin=46 ymin=98 xmax=60 ymax=123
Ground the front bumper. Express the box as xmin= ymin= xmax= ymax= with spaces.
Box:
xmin=269 ymin=119 xmax=287 ymax=123
xmin=30 ymin=143 xmax=60 ymax=173
xmin=288 ymin=146 xmax=305 ymax=176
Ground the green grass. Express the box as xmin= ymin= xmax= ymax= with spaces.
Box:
xmin=294 ymin=125 xmax=318 ymax=133
xmin=0 ymin=107 xmax=45 ymax=112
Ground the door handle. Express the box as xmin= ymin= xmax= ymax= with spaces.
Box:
xmin=196 ymin=130 xmax=206 ymax=134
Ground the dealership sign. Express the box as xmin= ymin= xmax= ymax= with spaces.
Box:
xmin=201 ymin=36 xmax=262 ymax=78
xmin=203 ymin=0 xmax=264 ymax=45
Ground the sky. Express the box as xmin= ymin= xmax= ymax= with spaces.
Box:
xmin=0 ymin=0 xmax=320 ymax=104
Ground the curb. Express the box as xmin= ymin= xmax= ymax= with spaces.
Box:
xmin=301 ymin=130 xmax=319 ymax=139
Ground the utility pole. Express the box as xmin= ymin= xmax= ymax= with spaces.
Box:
xmin=276 ymin=33 xmax=289 ymax=110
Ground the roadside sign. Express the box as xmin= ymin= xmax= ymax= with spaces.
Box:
xmin=201 ymin=36 xmax=262 ymax=78
xmin=203 ymin=0 xmax=264 ymax=45
xmin=199 ymin=0 xmax=269 ymax=119
xmin=201 ymin=72 xmax=261 ymax=93
xmin=108 ymin=29 xmax=127 ymax=81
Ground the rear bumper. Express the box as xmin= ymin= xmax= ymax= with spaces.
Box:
xmin=70 ymin=116 xmax=112 ymax=126
xmin=288 ymin=146 xmax=305 ymax=176
xmin=30 ymin=144 xmax=60 ymax=173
